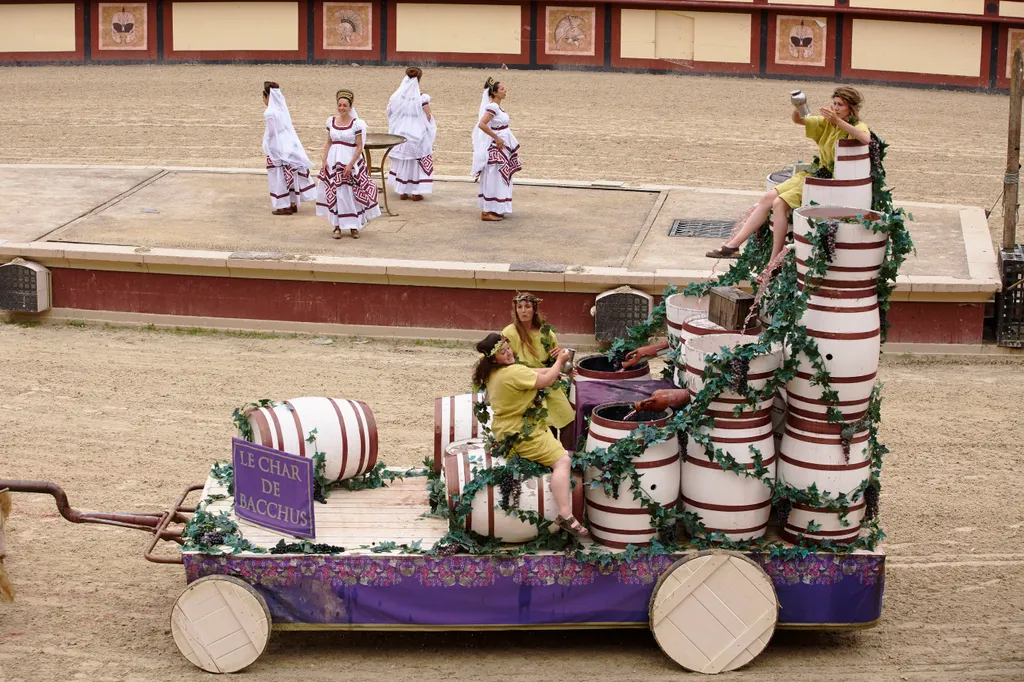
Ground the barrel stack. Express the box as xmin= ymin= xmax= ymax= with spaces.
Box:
xmin=777 ymin=138 xmax=882 ymax=545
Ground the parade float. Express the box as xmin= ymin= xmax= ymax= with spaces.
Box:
xmin=0 ymin=122 xmax=911 ymax=675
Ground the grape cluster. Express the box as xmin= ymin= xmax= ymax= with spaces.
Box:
xmin=676 ymin=430 xmax=688 ymax=457
xmin=434 ymin=542 xmax=463 ymax=557
xmin=729 ymin=356 xmax=750 ymax=395
xmin=269 ymin=542 xmax=346 ymax=555
xmin=499 ymin=470 xmax=522 ymax=511
xmin=775 ymin=499 xmax=792 ymax=528
xmin=879 ymin=308 xmax=888 ymax=334
xmin=610 ymin=350 xmax=627 ymax=372
xmin=864 ymin=484 xmax=879 ymax=521
xmin=199 ymin=531 xmax=224 ymax=546
xmin=822 ymin=221 xmax=839 ymax=264
xmin=869 ymin=135 xmax=883 ymax=171
xmin=814 ymin=166 xmax=833 ymax=179
xmin=840 ymin=426 xmax=855 ymax=463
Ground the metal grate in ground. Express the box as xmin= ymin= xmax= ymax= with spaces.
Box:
xmin=667 ymin=219 xmax=736 ymax=239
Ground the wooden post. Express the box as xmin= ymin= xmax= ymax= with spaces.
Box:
xmin=1004 ymin=48 xmax=1023 ymax=250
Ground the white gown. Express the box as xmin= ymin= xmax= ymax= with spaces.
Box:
xmin=263 ymin=92 xmax=315 ymax=210
xmin=387 ymin=93 xmax=436 ymax=196
xmin=315 ymin=116 xmax=381 ymax=230
xmin=477 ymin=104 xmax=520 ymax=215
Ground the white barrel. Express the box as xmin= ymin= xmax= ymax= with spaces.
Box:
xmin=443 ymin=439 xmax=584 ymax=543
xmin=682 ymin=416 xmax=776 ymax=541
xmin=685 ymin=333 xmax=782 ymax=418
xmin=665 ymin=293 xmax=710 ymax=348
xmin=570 ymin=354 xmax=651 ymax=411
xmin=674 ymin=314 xmax=761 ymax=388
xmin=793 ymin=207 xmax=887 ymax=284
xmin=766 ymin=167 xmax=792 ymax=192
xmin=802 ymin=177 xmax=872 ymax=211
xmin=833 ymin=140 xmax=871 ymax=181
xmin=584 ymin=403 xmax=679 ymax=548
xmin=777 ymin=415 xmax=869 ymax=544
xmin=433 ymin=392 xmax=491 ymax=472
xmin=785 ymin=293 xmax=880 ymax=421
xmin=247 ymin=397 xmax=377 ymax=483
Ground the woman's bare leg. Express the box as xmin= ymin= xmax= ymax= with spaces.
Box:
xmin=551 ymin=454 xmax=572 ymax=518
xmin=724 ymin=190 xmax=778 ymax=250
xmin=770 ymin=196 xmax=791 ymax=260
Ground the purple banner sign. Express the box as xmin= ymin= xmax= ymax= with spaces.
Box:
xmin=232 ymin=438 xmax=315 ymax=539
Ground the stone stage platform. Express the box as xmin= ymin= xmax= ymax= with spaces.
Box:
xmin=0 ymin=165 xmax=1001 ymax=345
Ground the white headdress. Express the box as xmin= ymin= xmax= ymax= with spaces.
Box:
xmin=470 ymin=86 xmax=493 ymax=178
xmin=263 ymin=87 xmax=314 ymax=170
xmin=387 ymin=75 xmax=436 ymax=160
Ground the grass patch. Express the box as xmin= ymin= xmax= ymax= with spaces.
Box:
xmin=411 ymin=338 xmax=466 ymax=349
xmin=64 ymin=320 xmax=88 ymax=328
xmin=3 ymin=319 xmax=40 ymax=328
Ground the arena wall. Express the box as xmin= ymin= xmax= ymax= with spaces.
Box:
xmin=2 ymin=0 xmax=1023 ymax=89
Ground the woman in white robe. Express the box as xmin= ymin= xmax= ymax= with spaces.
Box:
xmin=315 ymin=89 xmax=381 ymax=239
xmin=386 ymin=67 xmax=437 ymax=201
xmin=262 ymin=81 xmax=315 ymax=215
xmin=472 ymin=77 xmax=520 ymax=222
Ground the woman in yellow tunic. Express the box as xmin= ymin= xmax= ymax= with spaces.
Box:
xmin=500 ymin=292 xmax=574 ymax=434
xmin=472 ymin=333 xmax=588 ymax=537
xmin=706 ymin=87 xmax=872 ymax=262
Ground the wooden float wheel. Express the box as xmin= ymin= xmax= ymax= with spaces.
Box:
xmin=170 ymin=575 xmax=272 ymax=674
xmin=649 ymin=550 xmax=778 ymax=674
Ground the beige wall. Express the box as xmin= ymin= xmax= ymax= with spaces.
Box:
xmin=172 ymin=2 xmax=299 ymax=51
xmin=620 ymin=9 xmax=750 ymax=64
xmin=1001 ymin=1 xmax=1024 ymax=18
xmin=851 ymin=19 xmax=982 ymax=77
xmin=850 ymin=0 xmax=984 ymax=14
xmin=0 ymin=4 xmax=76 ymax=53
xmin=395 ymin=4 xmax=521 ymax=54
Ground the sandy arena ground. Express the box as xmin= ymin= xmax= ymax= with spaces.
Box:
xmin=1 ymin=323 xmax=1023 ymax=681
xmin=0 ymin=65 xmax=1014 ymax=241
xmin=1 ymin=65 xmax=1022 ymax=680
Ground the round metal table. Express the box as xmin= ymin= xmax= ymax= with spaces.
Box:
xmin=363 ymin=133 xmax=406 ymax=217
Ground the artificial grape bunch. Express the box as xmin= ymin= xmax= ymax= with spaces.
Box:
xmin=840 ymin=426 xmax=855 ymax=463
xmin=814 ymin=166 xmax=833 ymax=179
xmin=676 ymin=430 xmax=688 ymax=457
xmin=434 ymin=542 xmax=463 ymax=557
xmin=729 ymin=356 xmax=750 ymax=395
xmin=822 ymin=221 xmax=839 ymax=264
xmin=869 ymin=133 xmax=883 ymax=171
xmin=498 ymin=469 xmax=522 ymax=511
xmin=199 ymin=531 xmax=224 ymax=546
xmin=879 ymin=307 xmax=888 ymax=333
xmin=864 ymin=483 xmax=880 ymax=521
xmin=610 ymin=350 xmax=627 ymax=372
xmin=775 ymin=498 xmax=792 ymax=528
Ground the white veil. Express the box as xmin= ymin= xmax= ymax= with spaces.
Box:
xmin=388 ymin=75 xmax=433 ymax=159
xmin=263 ymin=88 xmax=314 ymax=170
xmin=470 ymin=87 xmax=492 ymax=178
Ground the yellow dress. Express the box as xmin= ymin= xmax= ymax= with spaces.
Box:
xmin=774 ymin=115 xmax=871 ymax=209
xmin=501 ymin=324 xmax=574 ymax=430
xmin=486 ymin=364 xmax=566 ymax=467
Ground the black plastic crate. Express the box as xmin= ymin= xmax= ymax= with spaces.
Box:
xmin=997 ymin=246 xmax=1024 ymax=347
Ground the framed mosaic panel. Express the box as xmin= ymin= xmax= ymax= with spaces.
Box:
xmin=775 ymin=16 xmax=826 ymax=68
xmin=545 ymin=6 xmax=595 ymax=57
xmin=323 ymin=2 xmax=373 ymax=51
xmin=98 ymin=2 xmax=148 ymax=51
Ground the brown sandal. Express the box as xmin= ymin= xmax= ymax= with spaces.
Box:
xmin=400 ymin=194 xmax=409 ymax=200
xmin=290 ymin=204 xmax=298 ymax=214
xmin=410 ymin=195 xmax=423 ymax=202
xmin=332 ymin=227 xmax=342 ymax=240
xmin=273 ymin=208 xmax=291 ymax=215
xmin=705 ymin=245 xmax=740 ymax=259
xmin=350 ymin=229 xmax=360 ymax=239
xmin=554 ymin=514 xmax=589 ymax=537
xmin=481 ymin=212 xmax=501 ymax=222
